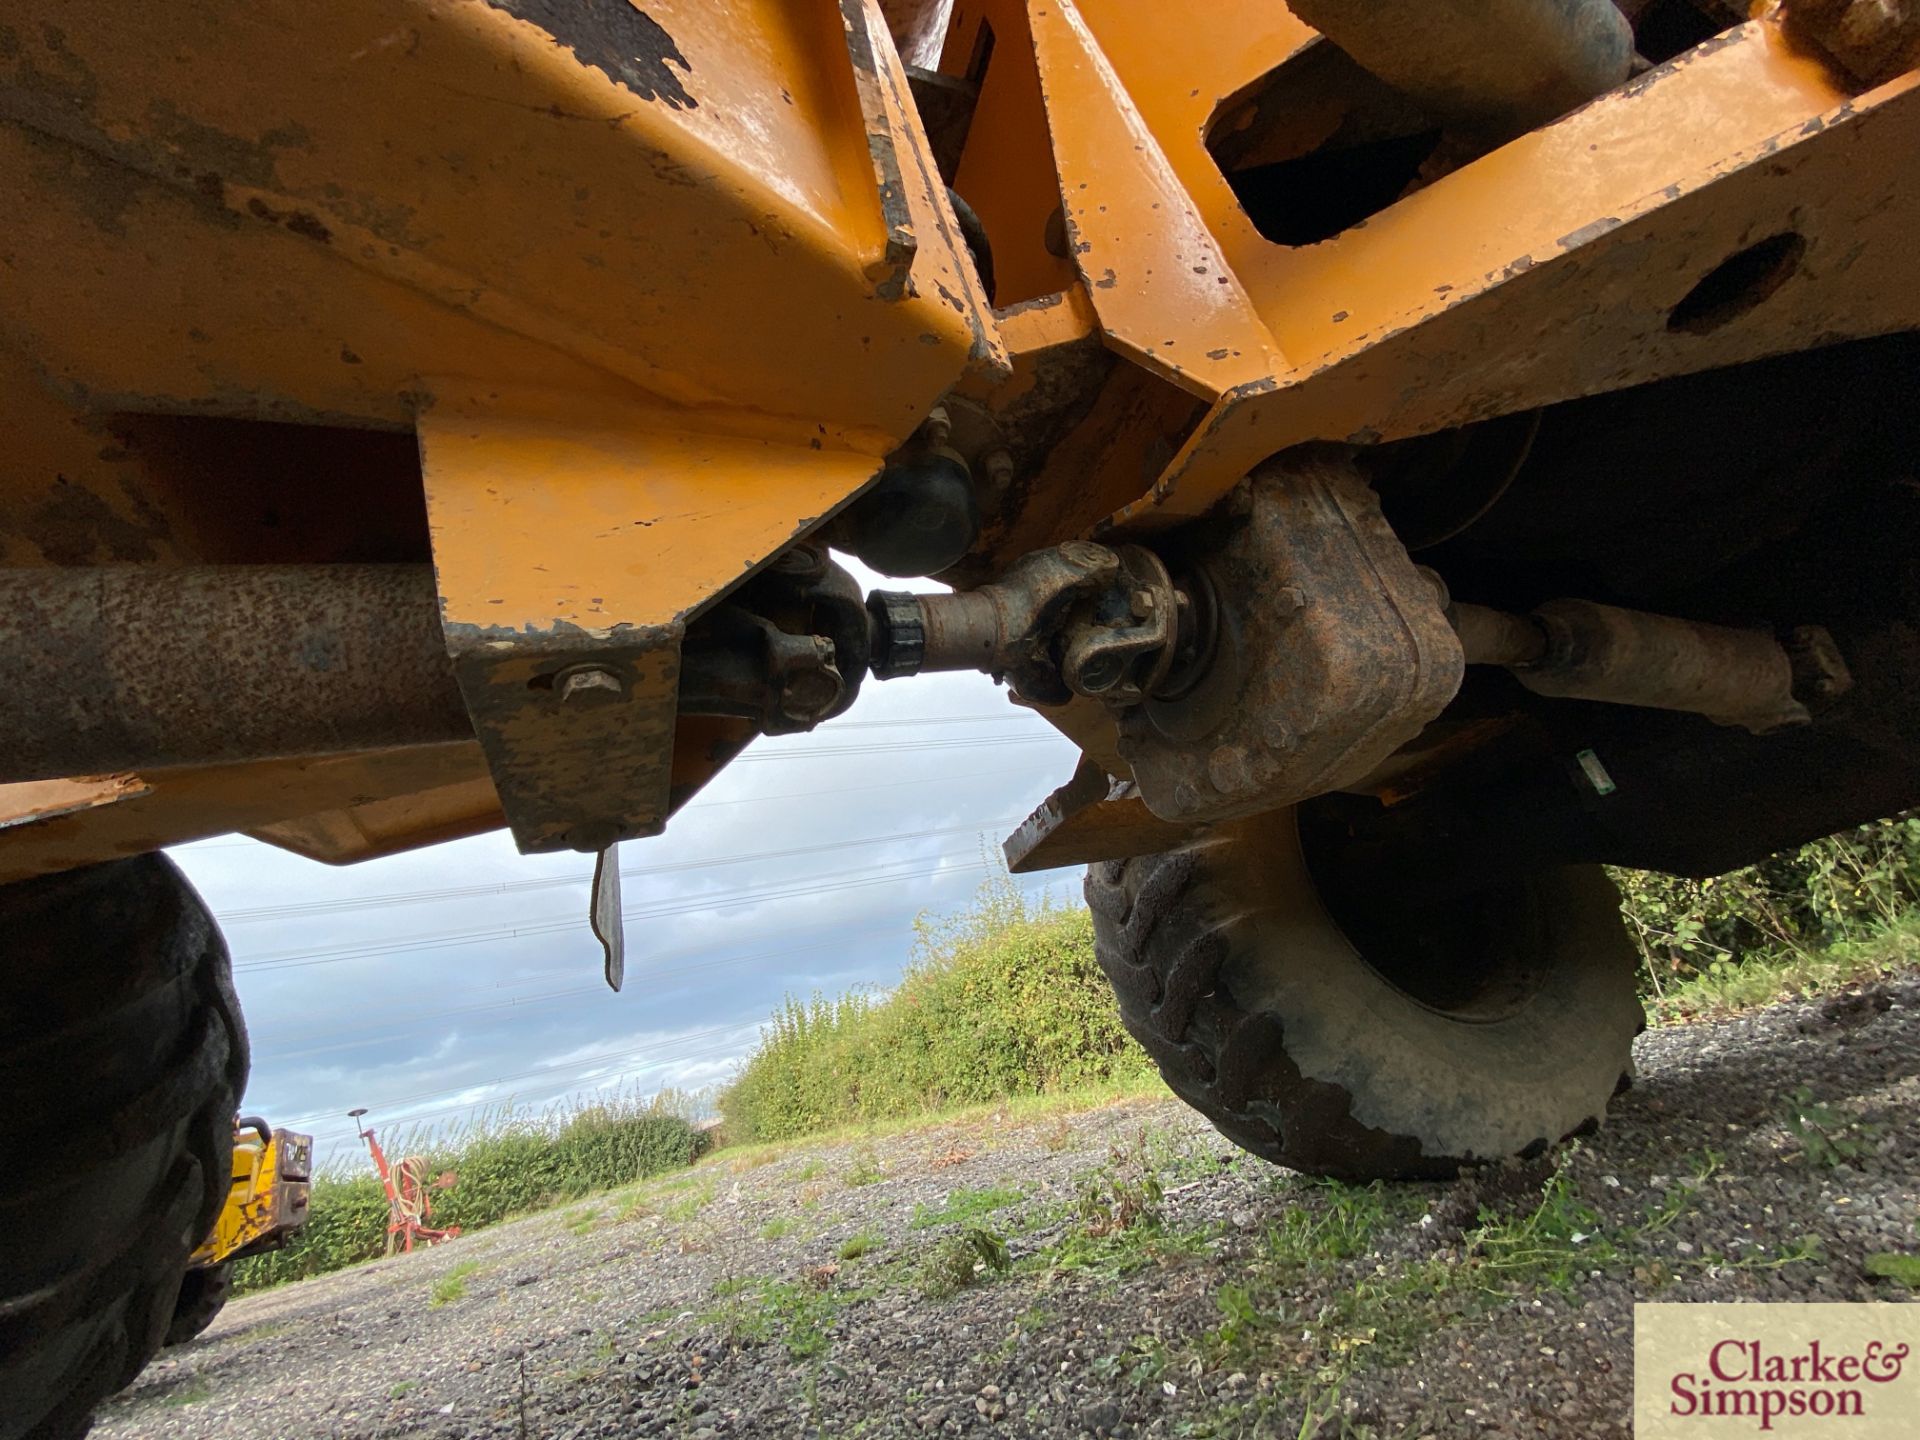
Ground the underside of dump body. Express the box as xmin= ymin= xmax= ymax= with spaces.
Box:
xmin=3 ymin=2 xmax=1920 ymax=1432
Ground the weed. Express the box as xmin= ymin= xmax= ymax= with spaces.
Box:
xmin=795 ymin=1159 xmax=826 ymax=1182
xmin=1198 ymin=1149 xmax=1743 ymax=1402
xmin=909 ymin=1184 xmax=1024 ymax=1230
xmin=1865 ymin=1252 xmax=1920 ymax=1289
xmin=388 ymin=1381 xmax=417 ymax=1400
xmin=838 ymin=1228 xmax=882 ymax=1261
xmin=759 ymin=1217 xmax=795 ymax=1241
xmin=1077 ymin=1135 xmax=1164 ymax=1238
xmin=845 ymin=1151 xmax=886 ymax=1188
xmin=703 ymin=1274 xmax=846 ymax=1359
xmin=984 ymin=1305 xmax=1055 ymax=1365
xmin=919 ymin=1227 xmax=1011 ymax=1300
xmin=1783 ymin=1088 xmax=1881 ymax=1169
xmin=428 ymin=1260 xmax=484 ymax=1307
xmin=1089 ymin=1334 xmax=1170 ymax=1386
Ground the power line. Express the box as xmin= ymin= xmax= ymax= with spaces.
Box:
xmin=292 ymin=1032 xmax=769 ymax=1145
xmin=218 ymin=816 xmax=1022 ymax=925
xmin=230 ymin=848 xmax=1006 ymax=973
xmin=247 ymin=864 xmax=1075 ymax=1055
xmin=259 ymin=875 xmax=1073 ymax=1145
xmin=252 ymin=915 xmax=919 ymax=1059
xmin=278 ymin=1020 xmax=757 ymax=1128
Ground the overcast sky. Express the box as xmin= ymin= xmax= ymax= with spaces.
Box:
xmin=167 ymin=560 xmax=1083 ymax=1168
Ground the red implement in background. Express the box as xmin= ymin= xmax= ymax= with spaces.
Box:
xmin=348 ymin=1108 xmax=461 ymax=1255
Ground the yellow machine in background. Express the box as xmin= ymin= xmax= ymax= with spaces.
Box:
xmin=165 ymin=1120 xmax=312 ymax=1347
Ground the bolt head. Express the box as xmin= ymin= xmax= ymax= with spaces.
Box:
xmin=556 ymin=667 xmax=626 ymax=708
xmin=1207 ymin=743 xmax=1255 ymax=794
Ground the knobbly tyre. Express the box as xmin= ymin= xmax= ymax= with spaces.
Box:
xmin=2 ymin=0 xmax=1916 ymax=1433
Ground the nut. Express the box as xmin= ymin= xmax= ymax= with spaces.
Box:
xmin=556 ymin=666 xmax=626 ymax=708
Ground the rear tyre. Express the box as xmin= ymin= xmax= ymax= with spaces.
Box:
xmin=0 ymin=856 xmax=247 ymax=1440
xmin=162 ymin=1263 xmax=233 ymax=1347
xmin=1086 ymin=809 xmax=1641 ymax=1179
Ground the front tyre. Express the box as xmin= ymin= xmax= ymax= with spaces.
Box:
xmin=0 ymin=856 xmax=247 ymax=1440
xmin=1086 ymin=809 xmax=1641 ymax=1179
xmin=163 ymin=1263 xmax=234 ymax=1348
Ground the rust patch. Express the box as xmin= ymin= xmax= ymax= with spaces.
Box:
xmin=488 ymin=0 xmax=696 ymax=110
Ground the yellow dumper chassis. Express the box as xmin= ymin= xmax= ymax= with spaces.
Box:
xmin=0 ymin=0 xmax=1914 ymax=889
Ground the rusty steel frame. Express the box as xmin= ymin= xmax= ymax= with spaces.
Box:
xmin=2 ymin=0 xmax=1916 ymax=875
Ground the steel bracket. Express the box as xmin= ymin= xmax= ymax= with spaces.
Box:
xmin=419 ymin=387 xmax=888 ymax=854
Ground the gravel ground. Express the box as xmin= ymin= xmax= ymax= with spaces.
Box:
xmin=98 ymin=979 xmax=1919 ymax=1440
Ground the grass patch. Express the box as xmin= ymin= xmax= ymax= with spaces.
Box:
xmin=388 ymin=1381 xmax=417 ymax=1400
xmin=758 ymin=1217 xmax=795 ymax=1241
xmin=838 ymin=1228 xmax=883 ymax=1261
xmin=909 ymin=1185 xmax=1024 ymax=1230
xmin=703 ymin=1274 xmax=850 ymax=1360
xmin=428 ymin=1260 xmax=484 ymax=1307
xmin=662 ymin=1182 xmax=715 ymax=1223
xmin=1647 ymin=919 xmax=1917 ymax=1025
xmin=565 ymin=1207 xmax=601 ymax=1236
xmin=1195 ymin=1147 xmax=1812 ymax=1417
xmin=159 ymin=1379 xmax=212 ymax=1409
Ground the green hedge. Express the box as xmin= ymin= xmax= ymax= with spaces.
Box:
xmin=719 ymin=883 xmax=1154 ymax=1144
xmin=1613 ymin=817 xmax=1920 ymax=989
xmin=234 ymin=1104 xmax=703 ymax=1293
